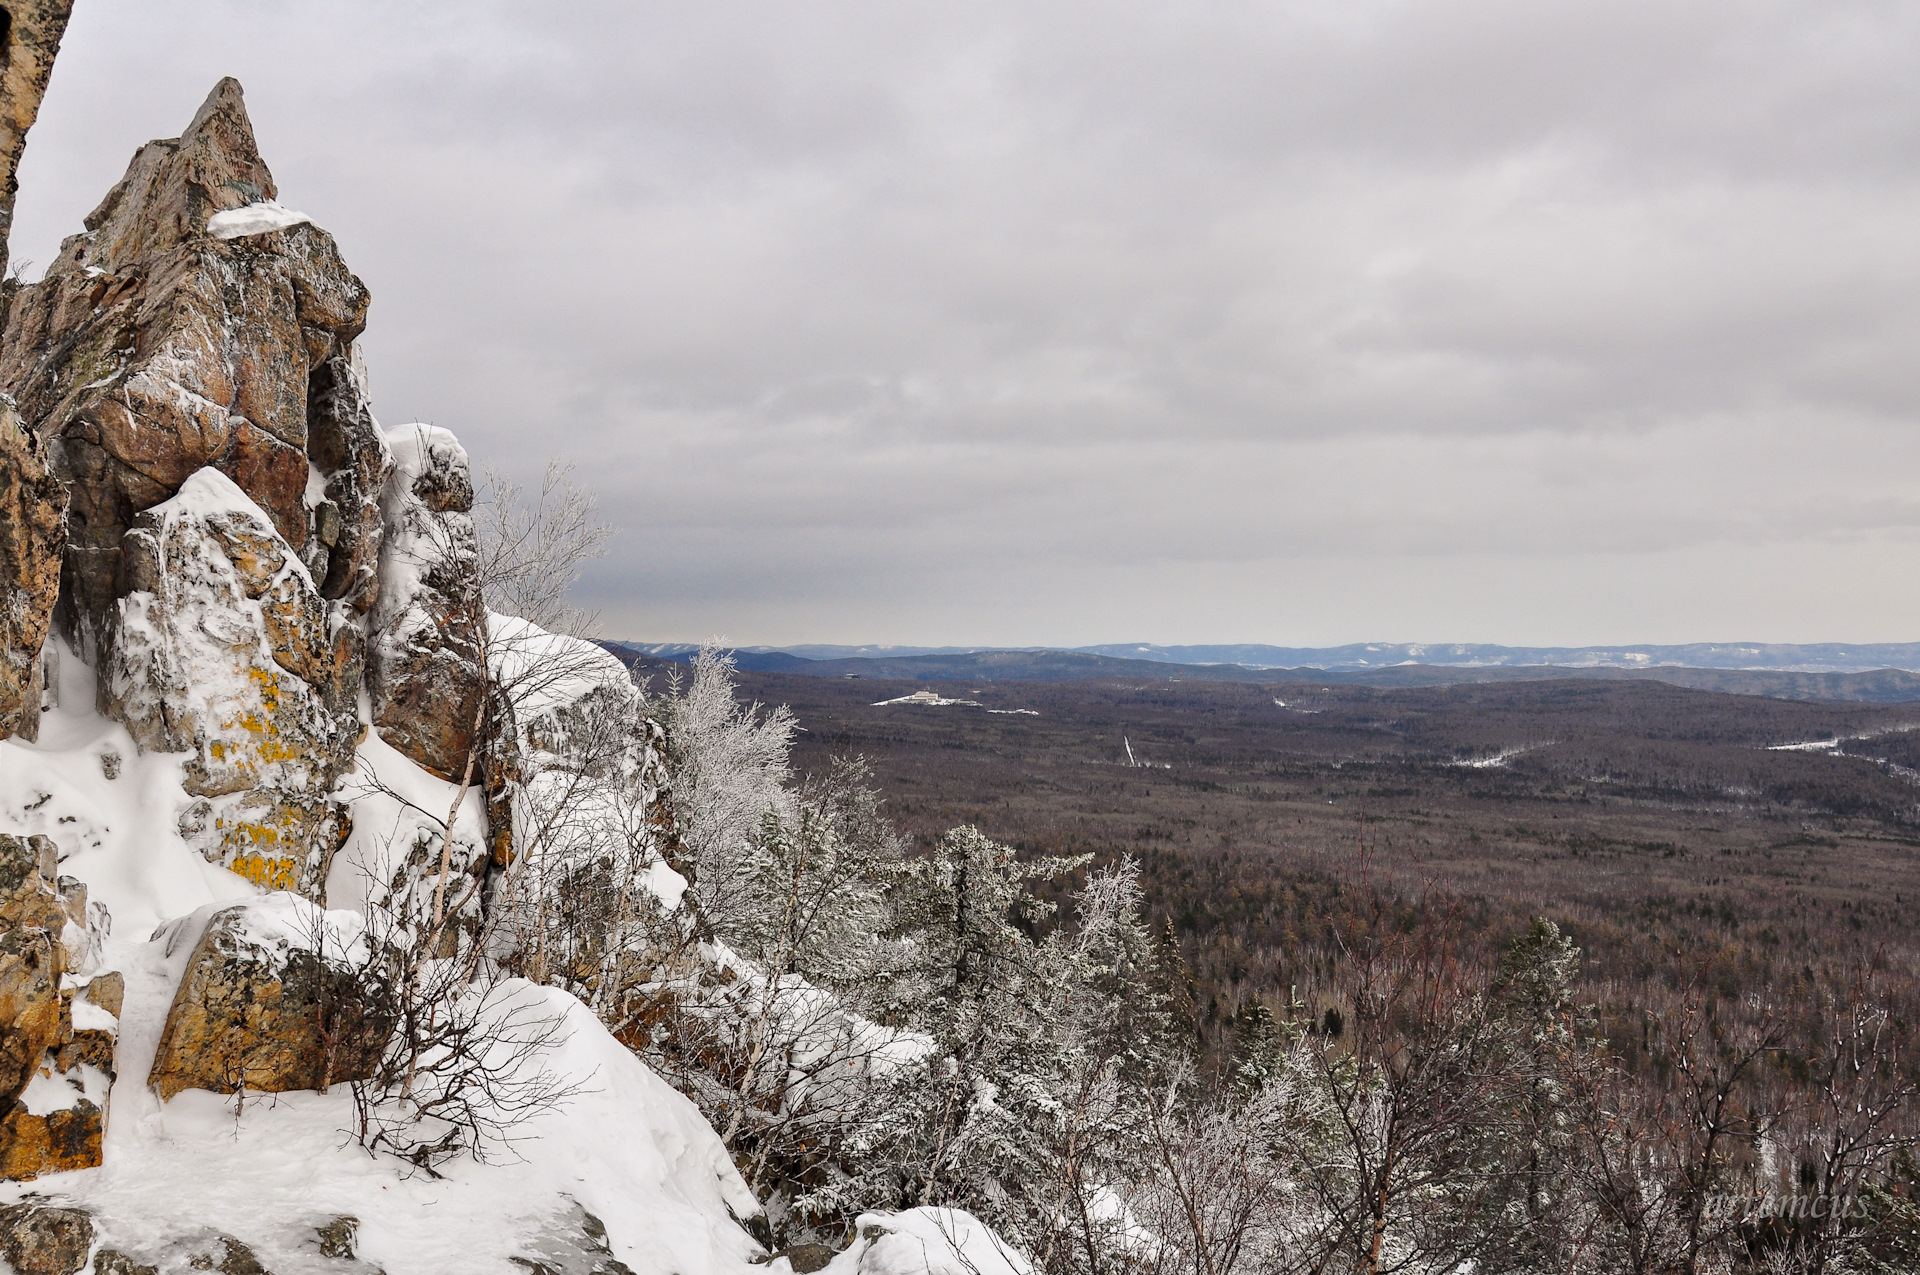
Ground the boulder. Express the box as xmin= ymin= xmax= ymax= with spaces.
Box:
xmin=148 ymin=896 xmax=389 ymax=1101
xmin=102 ymin=468 xmax=361 ymax=894
xmin=0 ymin=833 xmax=114 ymax=1182
xmin=314 ymin=1216 xmax=359 ymax=1259
xmin=0 ymin=1200 xmax=95 ymax=1275
xmin=0 ymin=1096 xmax=105 ymax=1182
xmin=773 ymin=1244 xmax=837 ymax=1274
xmin=0 ymin=398 xmax=65 ymax=741
xmin=368 ymin=424 xmax=487 ymax=780
xmin=0 ymin=78 xmax=373 ymax=663
xmin=0 ymin=1 xmax=78 ymax=281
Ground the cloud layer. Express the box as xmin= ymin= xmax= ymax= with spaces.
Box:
xmin=12 ymin=1 xmax=1920 ymax=645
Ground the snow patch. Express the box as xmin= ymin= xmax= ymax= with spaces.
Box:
xmin=825 ymin=1209 xmax=1032 ymax=1275
xmin=206 ymin=200 xmax=312 ymax=240
xmin=0 ymin=641 xmax=259 ymax=935
xmin=1451 ymin=743 xmax=1549 ymax=769
xmin=327 ymin=705 xmax=490 ymax=917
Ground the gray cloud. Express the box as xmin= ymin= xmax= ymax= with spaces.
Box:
xmin=10 ymin=1 xmax=1920 ymax=646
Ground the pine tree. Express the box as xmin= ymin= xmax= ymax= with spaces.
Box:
xmin=1146 ymin=918 xmax=1201 ymax=1070
xmin=1230 ymin=998 xmax=1285 ymax=1095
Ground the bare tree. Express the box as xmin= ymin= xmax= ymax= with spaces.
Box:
xmin=1757 ymin=969 xmax=1920 ymax=1274
xmin=476 ymin=459 xmax=613 ymax=640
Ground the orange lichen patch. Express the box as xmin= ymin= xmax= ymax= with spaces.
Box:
xmin=0 ymin=1101 xmax=103 ymax=1180
xmin=229 ymin=852 xmax=298 ymax=891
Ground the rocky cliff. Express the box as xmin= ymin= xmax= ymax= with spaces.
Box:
xmin=0 ymin=69 xmax=751 ymax=1273
xmin=0 ymin=42 xmax=1009 ymax=1275
xmin=0 ymin=0 xmax=74 ymax=743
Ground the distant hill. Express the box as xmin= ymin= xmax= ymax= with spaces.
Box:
xmin=602 ymin=642 xmax=1920 ymax=703
xmin=1073 ymin=641 xmax=1920 ymax=673
xmin=616 ymin=639 xmax=1920 ymax=674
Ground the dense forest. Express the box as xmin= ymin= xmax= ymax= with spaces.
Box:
xmin=610 ymin=658 xmax=1920 ymax=1272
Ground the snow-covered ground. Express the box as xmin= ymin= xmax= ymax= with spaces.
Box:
xmin=0 ymin=648 xmax=758 ymax=1270
xmin=0 ymin=641 xmax=1017 ymax=1273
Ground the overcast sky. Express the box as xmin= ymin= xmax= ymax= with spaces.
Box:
xmin=12 ymin=2 xmax=1920 ymax=646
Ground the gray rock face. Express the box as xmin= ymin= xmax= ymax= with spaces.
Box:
xmin=0 ymin=398 xmax=64 ymax=741
xmin=508 ymin=1202 xmax=636 ymax=1275
xmin=0 ymin=1 xmax=78 ymax=281
xmin=102 ymin=468 xmax=361 ymax=894
xmin=368 ymin=424 xmax=487 ymax=781
xmin=0 ymin=1200 xmax=95 ymax=1275
xmin=304 ymin=351 xmax=392 ymax=612
xmin=0 ymin=78 xmax=372 ymax=663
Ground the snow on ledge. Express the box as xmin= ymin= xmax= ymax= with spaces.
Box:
xmin=207 ymin=200 xmax=312 ymax=240
xmin=151 ymin=466 xmax=272 ymax=524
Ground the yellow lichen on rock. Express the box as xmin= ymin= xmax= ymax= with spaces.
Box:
xmin=229 ymin=852 xmax=300 ymax=892
xmin=149 ymin=898 xmax=389 ymax=1101
xmin=102 ymin=468 xmax=360 ymax=898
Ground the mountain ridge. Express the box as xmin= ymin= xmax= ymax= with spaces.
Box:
xmin=616 ymin=639 xmax=1920 ymax=674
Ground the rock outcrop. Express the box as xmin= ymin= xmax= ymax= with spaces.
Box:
xmin=369 ymin=424 xmax=487 ymax=780
xmin=0 ymin=396 xmax=64 ymax=741
xmin=0 ymin=0 xmax=78 ymax=281
xmin=0 ymin=78 xmax=372 ymax=664
xmin=149 ymin=895 xmax=389 ymax=1101
xmin=0 ymin=833 xmax=115 ymax=1181
xmin=102 ymin=468 xmax=361 ymax=893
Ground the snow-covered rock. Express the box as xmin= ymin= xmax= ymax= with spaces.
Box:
xmin=488 ymin=613 xmax=674 ymax=856
xmin=327 ymin=718 xmax=493 ymax=965
xmin=102 ymin=468 xmax=362 ymax=895
xmin=484 ymin=614 xmax=685 ymax=981
xmin=824 ymin=1209 xmax=1033 ymax=1275
xmin=368 ymin=423 xmax=487 ymax=783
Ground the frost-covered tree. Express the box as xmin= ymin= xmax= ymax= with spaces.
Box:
xmin=800 ymin=832 xmax=1191 ymax=1271
xmin=648 ymin=645 xmax=799 ymax=930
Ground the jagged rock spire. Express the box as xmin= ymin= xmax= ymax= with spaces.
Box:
xmin=0 ymin=78 xmax=377 ymax=663
xmin=83 ymin=76 xmax=280 ymax=272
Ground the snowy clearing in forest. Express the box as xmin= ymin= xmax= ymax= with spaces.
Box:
xmin=873 ymin=690 xmax=1037 ymax=715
